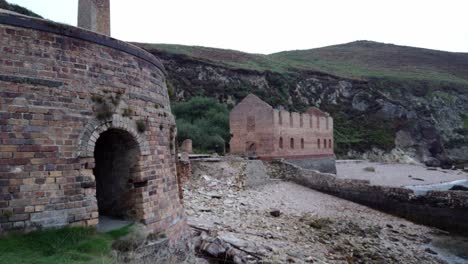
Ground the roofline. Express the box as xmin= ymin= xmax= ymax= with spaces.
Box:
xmin=0 ymin=10 xmax=166 ymax=73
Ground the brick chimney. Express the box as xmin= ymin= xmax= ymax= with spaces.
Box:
xmin=78 ymin=0 xmax=110 ymax=36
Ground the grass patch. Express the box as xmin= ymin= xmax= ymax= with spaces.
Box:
xmin=0 ymin=225 xmax=132 ymax=264
xmin=137 ymin=41 xmax=468 ymax=89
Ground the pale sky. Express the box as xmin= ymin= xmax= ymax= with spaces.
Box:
xmin=6 ymin=0 xmax=468 ymax=54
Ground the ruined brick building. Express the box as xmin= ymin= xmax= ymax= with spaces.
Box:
xmin=230 ymin=94 xmax=336 ymax=173
xmin=0 ymin=0 xmax=186 ymax=241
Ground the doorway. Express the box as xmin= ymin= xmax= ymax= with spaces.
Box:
xmin=93 ymin=129 xmax=139 ymax=220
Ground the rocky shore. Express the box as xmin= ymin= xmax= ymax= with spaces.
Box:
xmin=185 ymin=160 xmax=453 ymax=263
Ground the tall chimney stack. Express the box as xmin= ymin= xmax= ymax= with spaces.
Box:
xmin=78 ymin=0 xmax=110 ymax=36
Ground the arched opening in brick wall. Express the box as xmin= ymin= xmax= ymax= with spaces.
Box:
xmin=246 ymin=141 xmax=256 ymax=157
xmin=317 ymin=138 xmax=321 ymax=149
xmin=279 ymin=137 xmax=283 ymax=149
xmin=329 ymin=139 xmax=332 ymax=148
xmin=301 ymin=138 xmax=304 ymax=149
xmin=290 ymin=138 xmax=294 ymax=149
xmin=93 ymin=128 xmax=140 ymax=220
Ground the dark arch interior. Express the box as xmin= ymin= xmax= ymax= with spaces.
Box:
xmin=93 ymin=129 xmax=139 ymax=219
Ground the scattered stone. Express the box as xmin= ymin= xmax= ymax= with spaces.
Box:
xmin=202 ymin=175 xmax=212 ymax=181
xmin=449 ymin=185 xmax=468 ymax=191
xmin=270 ymin=209 xmax=281 ymax=217
xmin=364 ymin=166 xmax=376 ymax=172
xmin=424 ymin=158 xmax=441 ymax=167
xmin=186 ymin=159 xmax=444 ymax=264
xmin=200 ymin=191 xmax=222 ymax=199
xmin=201 ymin=239 xmax=226 ymax=257
xmin=424 ymin=248 xmax=438 ymax=255
xmin=218 ymin=232 xmax=249 ymax=248
xmin=411 ymin=177 xmax=425 ymax=181
xmin=441 ymin=164 xmax=452 ymax=170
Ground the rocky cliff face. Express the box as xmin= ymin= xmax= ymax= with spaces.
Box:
xmin=142 ymin=49 xmax=468 ymax=165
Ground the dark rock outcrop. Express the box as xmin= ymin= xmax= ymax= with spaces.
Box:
xmin=138 ymin=46 xmax=468 ymax=165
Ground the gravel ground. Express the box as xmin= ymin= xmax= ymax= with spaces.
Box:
xmin=336 ymin=161 xmax=468 ymax=187
xmin=187 ymin=160 xmax=452 ymax=263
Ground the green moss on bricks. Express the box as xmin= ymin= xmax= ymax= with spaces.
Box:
xmin=122 ymin=108 xmax=133 ymax=117
xmin=96 ymin=103 xmax=113 ymax=120
xmin=109 ymin=93 xmax=121 ymax=106
xmin=136 ymin=120 xmax=146 ymax=133
xmin=91 ymin=95 xmax=104 ymax=104
xmin=463 ymin=114 xmax=468 ymax=130
xmin=166 ymin=79 xmax=175 ymax=100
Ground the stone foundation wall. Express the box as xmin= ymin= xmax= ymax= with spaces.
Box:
xmin=286 ymin=156 xmax=336 ymax=174
xmin=269 ymin=161 xmax=468 ymax=234
xmin=176 ymin=156 xmax=192 ymax=202
xmin=0 ymin=11 xmax=186 ymax=241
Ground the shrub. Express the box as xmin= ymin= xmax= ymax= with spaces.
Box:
xmin=172 ymin=97 xmax=229 ymax=153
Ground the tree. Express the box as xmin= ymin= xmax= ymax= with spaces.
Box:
xmin=172 ymin=97 xmax=229 ymax=153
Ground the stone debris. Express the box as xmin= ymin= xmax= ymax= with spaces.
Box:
xmin=185 ymin=160 xmax=444 ymax=263
xmin=363 ymin=166 xmax=376 ymax=172
xmin=269 ymin=209 xmax=281 ymax=217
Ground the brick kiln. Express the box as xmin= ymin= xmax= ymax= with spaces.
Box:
xmin=0 ymin=4 xmax=186 ymax=241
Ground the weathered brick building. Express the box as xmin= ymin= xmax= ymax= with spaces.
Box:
xmin=230 ymin=94 xmax=336 ymax=173
xmin=0 ymin=7 xmax=186 ymax=241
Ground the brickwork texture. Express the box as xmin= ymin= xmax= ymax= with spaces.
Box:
xmin=0 ymin=11 xmax=186 ymax=241
xmin=230 ymin=94 xmax=334 ymax=160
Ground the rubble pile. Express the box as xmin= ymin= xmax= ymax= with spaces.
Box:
xmin=185 ymin=160 xmax=442 ymax=263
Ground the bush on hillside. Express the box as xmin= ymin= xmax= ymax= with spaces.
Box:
xmin=172 ymin=97 xmax=229 ymax=153
xmin=0 ymin=0 xmax=43 ymax=18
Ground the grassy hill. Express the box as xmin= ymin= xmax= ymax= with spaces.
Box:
xmin=0 ymin=0 xmax=42 ymax=18
xmin=138 ymin=41 xmax=468 ymax=86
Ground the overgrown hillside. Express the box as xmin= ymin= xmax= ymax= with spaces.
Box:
xmin=137 ymin=42 xmax=468 ymax=165
xmin=0 ymin=0 xmax=42 ymax=18
xmin=137 ymin=41 xmax=468 ymax=86
xmin=2 ymin=1 xmax=465 ymax=164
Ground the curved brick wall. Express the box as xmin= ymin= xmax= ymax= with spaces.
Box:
xmin=0 ymin=11 xmax=186 ymax=240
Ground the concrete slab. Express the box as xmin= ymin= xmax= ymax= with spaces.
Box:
xmin=336 ymin=161 xmax=468 ymax=187
xmin=244 ymin=160 xmax=270 ymax=187
xmin=96 ymin=216 xmax=132 ymax=233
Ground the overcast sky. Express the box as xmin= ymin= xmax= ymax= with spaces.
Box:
xmin=6 ymin=0 xmax=467 ymax=54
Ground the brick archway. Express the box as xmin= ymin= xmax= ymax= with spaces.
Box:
xmin=77 ymin=117 xmax=152 ymax=222
xmin=93 ymin=128 xmax=140 ymax=219
xmin=78 ymin=116 xmax=150 ymax=158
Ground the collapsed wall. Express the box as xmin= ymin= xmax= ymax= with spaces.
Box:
xmin=269 ymin=161 xmax=468 ymax=234
xmin=0 ymin=10 xmax=186 ymax=241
